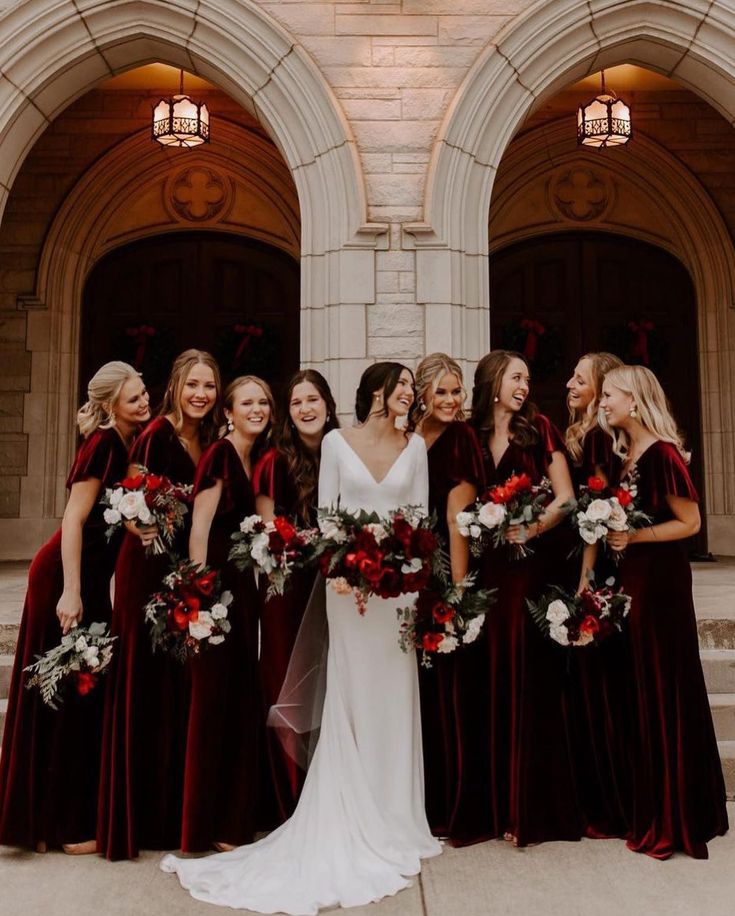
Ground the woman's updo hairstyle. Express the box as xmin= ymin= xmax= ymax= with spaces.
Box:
xmin=77 ymin=361 xmax=140 ymax=439
xmin=355 ymin=362 xmax=414 ymax=428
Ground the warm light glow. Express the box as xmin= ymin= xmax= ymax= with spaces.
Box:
xmin=152 ymin=71 xmax=210 ymax=148
xmin=577 ymin=71 xmax=631 ymax=148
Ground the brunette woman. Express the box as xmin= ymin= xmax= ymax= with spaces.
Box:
xmin=411 ymin=354 xmax=484 ymax=836
xmin=448 ymin=350 xmax=583 ymax=847
xmin=600 ymin=365 xmax=727 ymax=858
xmin=97 ymin=350 xmax=222 ymax=860
xmin=564 ymin=351 xmax=629 ymax=839
xmin=0 ymin=362 xmax=149 ymax=853
xmin=254 ymin=369 xmax=339 ymax=821
xmin=181 ymin=375 xmax=273 ymax=852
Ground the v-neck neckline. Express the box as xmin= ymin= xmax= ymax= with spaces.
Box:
xmin=162 ymin=416 xmax=197 ymax=470
xmin=336 ymin=431 xmax=414 ymax=486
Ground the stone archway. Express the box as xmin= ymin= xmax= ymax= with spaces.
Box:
xmin=410 ymin=0 xmax=735 ymax=552
xmin=0 ymin=0 xmax=382 ymax=553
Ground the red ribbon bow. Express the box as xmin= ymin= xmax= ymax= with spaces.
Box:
xmin=628 ymin=319 xmax=654 ymax=365
xmin=520 ymin=319 xmax=545 ymax=361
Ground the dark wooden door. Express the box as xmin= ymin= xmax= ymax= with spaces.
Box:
xmin=489 ymin=232 xmax=707 ymax=551
xmin=81 ymin=232 xmax=300 ymax=404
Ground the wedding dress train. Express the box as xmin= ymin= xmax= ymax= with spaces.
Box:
xmin=161 ymin=430 xmax=441 ymax=914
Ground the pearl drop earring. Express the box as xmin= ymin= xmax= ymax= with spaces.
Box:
xmin=493 ymin=396 xmax=499 ymax=403
xmin=629 ymin=406 xmax=638 ymax=419
xmin=227 ymin=419 xmax=234 ymax=432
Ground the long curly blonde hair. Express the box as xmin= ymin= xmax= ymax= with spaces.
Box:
xmin=565 ymin=352 xmax=623 ymax=463
xmin=410 ymin=352 xmax=467 ymax=427
xmin=599 ymin=365 xmax=690 ymax=463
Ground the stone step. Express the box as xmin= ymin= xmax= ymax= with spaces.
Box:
xmin=719 ymin=740 xmax=735 ymax=800
xmin=710 ymin=694 xmax=735 ymax=742
xmin=0 ymin=697 xmax=7 ymax=743
xmin=0 ymin=654 xmax=11 ymax=699
xmin=701 ymin=650 xmax=735 ymax=693
xmin=698 ymin=619 xmax=735 ymax=650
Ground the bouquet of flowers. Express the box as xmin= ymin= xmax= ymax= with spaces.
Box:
xmin=24 ymin=622 xmax=116 ymax=709
xmin=397 ymin=570 xmax=496 ymax=668
xmin=144 ymin=560 xmax=232 ymax=662
xmin=526 ymin=581 xmax=632 ymax=648
xmin=315 ymin=504 xmax=441 ymax=614
xmin=457 ymin=473 xmax=553 ymax=558
xmin=229 ymin=514 xmax=320 ymax=598
xmin=102 ymin=469 xmax=192 ymax=556
xmin=566 ymin=473 xmax=650 ymax=553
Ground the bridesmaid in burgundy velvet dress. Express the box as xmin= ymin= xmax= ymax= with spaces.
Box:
xmin=564 ymin=351 xmax=631 ymax=839
xmin=98 ymin=350 xmax=222 ymax=860
xmin=411 ymin=354 xmax=484 ymax=836
xmin=601 ymin=365 xmax=728 ymax=859
xmin=254 ymin=369 xmax=339 ymax=822
xmin=448 ymin=350 xmax=584 ymax=847
xmin=181 ymin=375 xmax=273 ymax=851
xmin=0 ymin=362 xmax=149 ymax=853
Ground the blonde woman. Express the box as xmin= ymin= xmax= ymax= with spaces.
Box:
xmin=565 ymin=351 xmax=623 ymax=487
xmin=412 ymin=353 xmax=484 ymax=836
xmin=0 ymin=362 xmax=149 ymax=854
xmin=599 ymin=365 xmax=728 ymax=858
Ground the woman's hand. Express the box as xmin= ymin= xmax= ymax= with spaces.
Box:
xmin=57 ymin=591 xmax=83 ymax=634
xmin=607 ymin=529 xmax=631 ymax=552
xmin=506 ymin=521 xmax=539 ymax=544
xmin=125 ymin=519 xmax=159 ymax=547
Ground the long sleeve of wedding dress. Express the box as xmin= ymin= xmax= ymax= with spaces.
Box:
xmin=161 ymin=430 xmax=441 ymax=915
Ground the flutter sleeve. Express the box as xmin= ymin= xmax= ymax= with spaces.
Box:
xmin=534 ymin=413 xmax=568 ymax=468
xmin=129 ymin=418 xmax=171 ymax=474
xmin=193 ymin=440 xmax=238 ymax=514
xmin=582 ymin=425 xmax=616 ymax=481
xmin=318 ymin=432 xmax=340 ymax=509
xmin=650 ymin=442 xmax=699 ymax=503
xmin=447 ymin=423 xmax=485 ymax=491
xmin=253 ymin=448 xmax=279 ymax=499
xmin=409 ymin=436 xmax=429 ymax=513
xmin=66 ymin=429 xmax=123 ymax=489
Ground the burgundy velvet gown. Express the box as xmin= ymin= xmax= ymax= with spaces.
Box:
xmin=97 ymin=416 xmax=196 ymax=860
xmin=419 ymin=422 xmax=484 ymax=836
xmin=181 ymin=437 xmax=262 ymax=850
xmin=0 ymin=427 xmax=128 ymax=848
xmin=566 ymin=425 xmax=630 ymax=839
xmin=613 ymin=441 xmax=728 ymax=858
xmin=448 ymin=414 xmax=584 ymax=847
xmin=254 ymin=447 xmax=314 ymax=822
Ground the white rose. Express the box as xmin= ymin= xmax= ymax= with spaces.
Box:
xmin=594 ymin=525 xmax=608 ymax=541
xmin=458 ymin=527 xmax=470 ymax=537
xmin=580 ymin=526 xmax=601 ymax=545
xmin=220 ymin=590 xmax=233 ymax=607
xmin=208 ymin=634 xmax=225 ymax=646
xmin=586 ymin=498 xmax=613 ymax=522
xmin=477 ymin=502 xmax=506 ymax=530
xmin=437 ymin=635 xmax=459 ymax=654
xmin=549 ymin=623 xmax=570 ymax=646
xmin=365 ymin=523 xmax=388 ymax=542
xmin=189 ymin=611 xmax=214 ymax=641
xmin=239 ymin=514 xmax=262 ymax=534
xmin=117 ymin=490 xmax=147 ymax=521
xmin=84 ymin=646 xmax=100 ymax=669
xmin=456 ymin=511 xmax=473 ymax=528
xmin=108 ymin=487 xmax=124 ymax=507
xmin=401 ymin=558 xmax=423 ymax=574
xmin=469 ymin=524 xmax=482 ymax=539
xmin=251 ymin=533 xmax=275 ymax=572
xmin=546 ymin=599 xmax=570 ymax=625
xmin=462 ymin=615 xmax=485 ymax=644
xmin=318 ymin=518 xmax=347 ymax=544
xmin=74 ymin=636 xmax=88 ymax=652
xmin=607 ymin=499 xmax=629 ymax=532
xmin=103 ymin=508 xmax=122 ymax=525
xmin=138 ymin=506 xmax=154 ymax=526
xmin=210 ymin=602 xmax=228 ymax=620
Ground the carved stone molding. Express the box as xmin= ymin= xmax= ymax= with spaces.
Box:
xmin=167 ymin=167 xmax=232 ymax=223
xmin=548 ymin=167 xmax=612 ymax=223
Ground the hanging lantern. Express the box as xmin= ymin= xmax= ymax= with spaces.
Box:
xmin=152 ymin=70 xmax=210 ymax=148
xmin=577 ymin=70 xmax=631 ymax=148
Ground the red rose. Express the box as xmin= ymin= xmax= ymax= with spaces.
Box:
xmin=422 ymin=632 xmax=444 ymax=653
xmin=410 ymin=528 xmax=438 ymax=558
xmin=391 ymin=516 xmax=414 ymax=549
xmin=76 ymin=671 xmax=98 ymax=696
xmin=579 ymin=614 xmax=600 ymax=636
xmin=376 ymin=567 xmax=402 ymax=598
xmin=196 ymin=571 xmax=217 ymax=596
xmin=274 ymin=516 xmax=298 ymax=544
xmin=402 ymin=568 xmax=430 ymax=593
xmin=490 ymin=486 xmax=511 ymax=504
xmin=354 ymin=529 xmax=379 ymax=553
xmin=432 ymin=602 xmax=455 ymax=624
xmin=587 ymin=476 xmax=606 ymax=492
xmin=358 ymin=554 xmax=383 ymax=585
xmin=120 ymin=474 xmax=145 ymax=490
xmin=145 ymin=474 xmax=165 ymax=492
xmin=615 ymin=488 xmax=633 ymax=507
xmin=514 ymin=473 xmax=533 ymax=492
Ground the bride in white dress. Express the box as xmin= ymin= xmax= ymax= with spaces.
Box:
xmin=161 ymin=362 xmax=442 ymax=914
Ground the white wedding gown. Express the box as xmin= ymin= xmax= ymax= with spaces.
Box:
xmin=161 ymin=429 xmax=441 ymax=914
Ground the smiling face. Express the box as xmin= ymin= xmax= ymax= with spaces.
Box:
xmin=383 ymin=369 xmax=415 ymax=418
xmin=180 ymin=362 xmax=217 ymax=422
xmin=600 ymin=381 xmax=634 ymax=429
xmin=113 ymin=375 xmax=151 ymax=428
xmin=497 ymin=357 xmax=530 ymax=413
xmin=566 ymin=357 xmax=595 ymax=413
xmin=226 ymin=380 xmax=271 ymax=439
xmin=425 ymin=372 xmax=464 ymax=425
xmin=289 ymin=380 xmax=328 ymax=439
